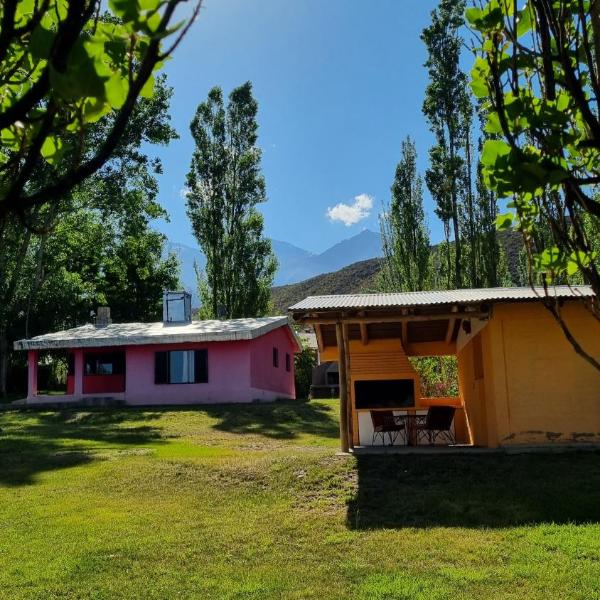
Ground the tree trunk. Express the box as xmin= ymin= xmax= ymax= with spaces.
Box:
xmin=465 ymin=127 xmax=477 ymax=287
xmin=0 ymin=326 xmax=7 ymax=398
xmin=449 ymin=133 xmax=462 ymax=289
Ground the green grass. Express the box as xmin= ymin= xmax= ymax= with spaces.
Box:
xmin=0 ymin=400 xmax=598 ymax=599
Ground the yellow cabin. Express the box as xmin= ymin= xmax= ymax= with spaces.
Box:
xmin=289 ymin=286 xmax=600 ymax=450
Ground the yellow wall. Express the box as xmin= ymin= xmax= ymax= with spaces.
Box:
xmin=463 ymin=301 xmax=600 ymax=447
xmin=457 ymin=334 xmax=486 ymax=446
xmin=315 ymin=300 xmax=599 ymax=447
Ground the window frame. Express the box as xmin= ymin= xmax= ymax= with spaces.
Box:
xmin=84 ymin=352 xmax=125 ymax=376
xmin=154 ymin=349 xmax=208 ymax=385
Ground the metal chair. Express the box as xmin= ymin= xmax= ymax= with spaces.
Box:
xmin=370 ymin=410 xmax=406 ymax=446
xmin=415 ymin=406 xmax=456 ymax=445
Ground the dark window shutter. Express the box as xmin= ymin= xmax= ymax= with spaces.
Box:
xmin=194 ymin=350 xmax=208 ymax=383
xmin=155 ymin=351 xmax=169 ymax=384
xmin=286 ymin=353 xmax=291 ymax=372
xmin=273 ymin=347 xmax=279 ymax=368
xmin=113 ymin=352 xmax=125 ymax=375
xmin=84 ymin=353 xmax=96 ymax=375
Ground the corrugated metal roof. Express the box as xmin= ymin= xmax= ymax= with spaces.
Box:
xmin=288 ymin=286 xmax=594 ymax=312
xmin=14 ymin=316 xmax=299 ymax=351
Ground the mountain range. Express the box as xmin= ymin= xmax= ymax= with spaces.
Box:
xmin=167 ymin=229 xmax=383 ymax=305
xmin=271 ymin=258 xmax=383 ymax=314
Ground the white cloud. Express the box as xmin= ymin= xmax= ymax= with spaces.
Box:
xmin=326 ymin=193 xmax=373 ymax=227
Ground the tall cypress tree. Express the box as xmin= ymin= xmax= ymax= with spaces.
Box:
xmin=379 ymin=137 xmax=430 ymax=292
xmin=186 ymin=82 xmax=276 ymax=319
xmin=475 ymin=133 xmax=500 ymax=287
xmin=422 ymin=0 xmax=470 ymax=289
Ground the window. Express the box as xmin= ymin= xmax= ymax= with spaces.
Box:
xmin=84 ymin=352 xmax=125 ymax=376
xmin=285 ymin=353 xmax=291 ymax=372
xmin=272 ymin=347 xmax=279 ymax=368
xmin=155 ymin=350 xmax=208 ymax=384
xmin=354 ymin=379 xmax=415 ymax=409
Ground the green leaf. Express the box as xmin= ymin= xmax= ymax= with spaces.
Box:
xmin=40 ymin=136 xmax=65 ymax=165
xmin=470 ymin=78 xmax=489 ymax=99
xmin=139 ymin=0 xmax=161 ymax=9
xmin=109 ymin=0 xmax=141 ymax=23
xmin=481 ymin=139 xmax=511 ymax=167
xmin=29 ymin=24 xmax=54 ymax=60
xmin=495 ymin=212 xmax=515 ymax=231
xmin=567 ymin=250 xmax=594 ymax=276
xmin=105 ymin=74 xmax=128 ymax=108
xmin=535 ymin=247 xmax=565 ymax=272
xmin=140 ymin=74 xmax=155 ymax=99
xmin=484 ymin=112 xmax=503 ymax=135
xmin=145 ymin=10 xmax=162 ymax=33
xmin=465 ymin=7 xmax=483 ymax=26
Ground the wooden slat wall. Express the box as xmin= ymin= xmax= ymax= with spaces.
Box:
xmin=350 ymin=351 xmax=416 ymax=377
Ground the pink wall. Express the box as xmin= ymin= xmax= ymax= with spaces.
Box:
xmin=250 ymin=327 xmax=296 ymax=399
xmin=83 ymin=374 xmax=126 ymax=394
xmin=27 ymin=350 xmax=38 ymax=398
xmin=26 ymin=326 xmax=297 ymax=405
xmin=124 ymin=340 xmax=254 ymax=404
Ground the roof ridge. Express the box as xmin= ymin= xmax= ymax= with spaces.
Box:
xmin=303 ymin=285 xmax=589 ymax=300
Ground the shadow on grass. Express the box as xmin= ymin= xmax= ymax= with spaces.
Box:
xmin=204 ymin=399 xmax=340 ymax=440
xmin=347 ymin=452 xmax=600 ymax=529
xmin=0 ymin=410 xmax=164 ymax=486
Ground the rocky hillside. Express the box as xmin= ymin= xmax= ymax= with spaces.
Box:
xmin=271 ymin=258 xmax=383 ymax=314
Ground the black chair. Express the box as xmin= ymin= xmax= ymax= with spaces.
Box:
xmin=370 ymin=410 xmax=406 ymax=446
xmin=415 ymin=406 xmax=456 ymax=445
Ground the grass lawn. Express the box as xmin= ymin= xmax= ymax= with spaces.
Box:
xmin=0 ymin=400 xmax=599 ymax=599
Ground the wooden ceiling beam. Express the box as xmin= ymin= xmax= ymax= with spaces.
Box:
xmin=299 ymin=312 xmax=488 ymax=326
xmin=314 ymin=324 xmax=324 ymax=353
xmin=445 ymin=318 xmax=456 ymax=344
xmin=401 ymin=321 xmax=408 ymax=346
xmin=359 ymin=322 xmax=369 ymax=345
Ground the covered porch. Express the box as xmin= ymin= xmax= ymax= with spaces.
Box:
xmin=290 ymin=292 xmax=492 ymax=452
xmin=24 ymin=347 xmax=126 ymax=404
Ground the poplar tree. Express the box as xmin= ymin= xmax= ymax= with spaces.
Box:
xmin=422 ymin=0 xmax=470 ymax=289
xmin=186 ymin=82 xmax=276 ymax=319
xmin=475 ymin=134 xmax=500 ymax=287
xmin=380 ymin=137 xmax=430 ymax=292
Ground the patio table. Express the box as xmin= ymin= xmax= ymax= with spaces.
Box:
xmin=396 ymin=411 xmax=426 ymax=446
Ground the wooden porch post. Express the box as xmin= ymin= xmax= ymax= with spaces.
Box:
xmin=335 ymin=321 xmax=350 ymax=453
xmin=74 ymin=349 xmax=84 ymax=397
xmin=342 ymin=322 xmax=354 ymax=449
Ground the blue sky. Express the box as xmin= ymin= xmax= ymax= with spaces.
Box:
xmin=155 ymin=0 xmax=462 ymax=254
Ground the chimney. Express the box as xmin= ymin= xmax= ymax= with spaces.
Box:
xmin=95 ymin=306 xmax=112 ymax=328
xmin=163 ymin=291 xmax=192 ymax=324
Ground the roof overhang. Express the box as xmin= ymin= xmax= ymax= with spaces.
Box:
xmin=288 ymin=286 xmax=595 ymax=354
xmin=14 ymin=316 xmax=301 ymax=351
xmin=288 ymin=285 xmax=594 ymax=317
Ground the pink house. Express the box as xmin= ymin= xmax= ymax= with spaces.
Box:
xmin=14 ymin=298 xmax=301 ymax=405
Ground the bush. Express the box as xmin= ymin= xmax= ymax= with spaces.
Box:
xmin=410 ymin=356 xmax=458 ymax=397
xmin=295 ymin=347 xmax=317 ymax=400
